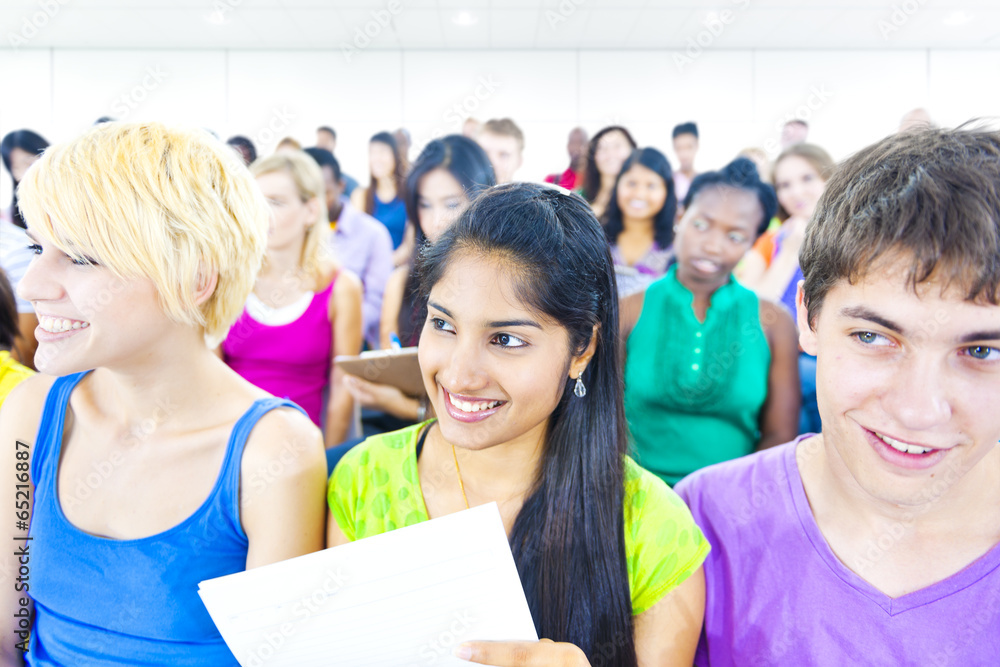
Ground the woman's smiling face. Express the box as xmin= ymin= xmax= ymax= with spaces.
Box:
xmin=418 ymin=251 xmax=581 ymax=452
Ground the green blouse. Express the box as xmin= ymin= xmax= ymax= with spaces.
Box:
xmin=328 ymin=422 xmax=709 ymax=615
xmin=624 ymin=265 xmax=770 ymax=486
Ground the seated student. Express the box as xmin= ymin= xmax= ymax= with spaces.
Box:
xmin=315 ymin=125 xmax=359 ymax=195
xmin=0 ymin=269 xmax=33 ymax=407
xmin=671 ymin=122 xmax=700 ymax=203
xmin=221 ymin=150 xmax=363 ymax=447
xmin=350 ymin=131 xmax=410 ymax=267
xmin=476 ymin=118 xmax=524 ymax=184
xmin=0 ymin=122 xmax=328 ymax=666
xmin=545 ymin=126 xmax=588 ymax=190
xmin=603 ymin=147 xmax=677 ymax=298
xmin=676 ymin=127 xmax=1000 ymax=665
xmin=343 ymin=134 xmax=495 ymax=427
xmin=581 ymin=125 xmax=637 ymax=219
xmin=622 ymin=158 xmax=800 ymax=486
xmin=304 ymin=147 xmax=393 ymax=350
xmin=328 ymin=183 xmax=709 ymax=667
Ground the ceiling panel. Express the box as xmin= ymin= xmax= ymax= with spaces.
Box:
xmin=0 ymin=1 xmax=997 ymax=50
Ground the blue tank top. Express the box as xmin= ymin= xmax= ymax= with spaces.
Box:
xmin=26 ymin=372 xmax=304 ymax=666
xmin=372 ymin=195 xmax=407 ymax=249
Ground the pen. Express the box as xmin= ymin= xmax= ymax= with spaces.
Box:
xmin=389 ymin=332 xmax=402 ymax=350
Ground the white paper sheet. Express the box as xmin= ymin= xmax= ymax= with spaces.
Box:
xmin=198 ymin=502 xmax=538 ymax=666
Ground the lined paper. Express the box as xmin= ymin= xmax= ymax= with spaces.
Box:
xmin=199 ymin=503 xmax=538 ymax=666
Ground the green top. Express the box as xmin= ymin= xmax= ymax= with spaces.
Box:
xmin=624 ymin=265 xmax=770 ymax=486
xmin=328 ymin=422 xmax=710 ymax=615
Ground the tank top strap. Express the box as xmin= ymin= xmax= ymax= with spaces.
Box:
xmin=31 ymin=372 xmax=90 ymax=486
xmin=218 ymin=397 xmax=308 ymax=537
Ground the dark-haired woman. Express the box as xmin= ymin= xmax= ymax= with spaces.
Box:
xmin=351 ymin=131 xmax=410 ymax=266
xmin=343 ymin=135 xmax=495 ymax=425
xmin=1 ymin=129 xmax=48 ymax=369
xmin=622 ymin=158 xmax=800 ymax=486
xmin=580 ymin=125 xmax=637 ymax=219
xmin=603 ymin=147 xmax=677 ymax=298
xmin=329 ymin=182 xmax=708 ymax=666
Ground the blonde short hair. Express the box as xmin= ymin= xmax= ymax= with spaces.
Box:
xmin=17 ymin=121 xmax=269 ymax=343
xmin=250 ymin=151 xmax=332 ymax=283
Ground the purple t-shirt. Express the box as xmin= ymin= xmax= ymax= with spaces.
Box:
xmin=675 ymin=437 xmax=1000 ymax=666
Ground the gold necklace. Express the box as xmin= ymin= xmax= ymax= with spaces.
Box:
xmin=451 ymin=444 xmax=470 ymax=510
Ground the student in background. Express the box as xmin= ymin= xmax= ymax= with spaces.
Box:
xmin=738 ymin=144 xmax=836 ymax=434
xmin=780 ymin=118 xmax=809 ymax=149
xmin=0 ymin=122 xmax=327 ymax=666
xmin=621 ymin=158 xmax=800 ymax=486
xmin=545 ymin=126 xmax=588 ymax=190
xmin=343 ymin=135 xmax=494 ymax=426
xmin=222 ymin=150 xmax=363 ymax=448
xmin=304 ymin=147 xmax=393 ymax=350
xmin=315 ymin=125 xmax=358 ymax=195
xmin=1 ymin=129 xmax=48 ymax=369
xmin=329 ymin=183 xmax=708 ymax=667
xmin=603 ymin=147 xmax=677 ymax=298
xmin=677 ymin=126 xmax=1000 ymax=666
xmin=393 ymin=127 xmax=412 ymax=173
xmin=581 ymin=125 xmax=637 ymax=219
xmin=671 ymin=122 xmax=700 ymax=203
xmin=226 ymin=135 xmax=257 ymax=166
xmin=476 ymin=118 xmax=525 ymax=184
xmin=351 ymin=131 xmax=411 ymax=267
xmin=0 ymin=269 xmax=32 ymax=408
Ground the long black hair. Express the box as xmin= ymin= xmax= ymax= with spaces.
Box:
xmin=417 ymin=183 xmax=637 ymax=667
xmin=364 ymin=131 xmax=407 ymax=216
xmin=603 ymin=147 xmax=677 ymax=249
xmin=2 ymin=129 xmax=49 ymax=230
xmin=397 ymin=135 xmax=495 ymax=345
xmin=581 ymin=125 xmax=637 ymax=204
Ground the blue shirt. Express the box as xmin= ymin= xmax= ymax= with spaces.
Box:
xmin=371 ymin=195 xmax=407 ymax=249
xmin=26 ymin=372 xmax=304 ymax=665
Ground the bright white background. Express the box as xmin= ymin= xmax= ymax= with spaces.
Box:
xmin=1 ymin=46 xmax=998 ymax=204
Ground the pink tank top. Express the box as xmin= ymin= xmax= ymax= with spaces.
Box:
xmin=222 ymin=278 xmax=336 ymax=427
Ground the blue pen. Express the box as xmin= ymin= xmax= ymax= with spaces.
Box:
xmin=389 ymin=332 xmax=402 ymax=350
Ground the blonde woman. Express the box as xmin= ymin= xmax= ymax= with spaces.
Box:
xmin=221 ymin=151 xmax=363 ymax=448
xmin=0 ymin=122 xmax=328 ymax=665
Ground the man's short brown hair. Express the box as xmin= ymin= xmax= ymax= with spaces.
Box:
xmin=482 ymin=118 xmax=525 ymax=152
xmin=801 ymin=125 xmax=1000 ymax=328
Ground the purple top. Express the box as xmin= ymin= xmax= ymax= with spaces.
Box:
xmin=328 ymin=197 xmax=394 ymax=348
xmin=676 ymin=437 xmax=1000 ymax=666
xmin=222 ymin=279 xmax=336 ymax=427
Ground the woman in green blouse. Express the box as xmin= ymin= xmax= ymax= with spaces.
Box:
xmin=328 ymin=183 xmax=708 ymax=666
xmin=621 ymin=158 xmax=801 ymax=486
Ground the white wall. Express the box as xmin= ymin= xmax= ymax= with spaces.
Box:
xmin=1 ymin=48 xmax=998 ymax=206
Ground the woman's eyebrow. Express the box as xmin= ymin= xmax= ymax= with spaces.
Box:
xmin=487 ymin=319 xmax=542 ymax=329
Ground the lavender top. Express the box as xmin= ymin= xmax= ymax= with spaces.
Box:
xmin=675 ymin=437 xmax=1000 ymax=666
xmin=328 ymin=198 xmax=394 ymax=348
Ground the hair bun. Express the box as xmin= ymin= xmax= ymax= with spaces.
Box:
xmin=723 ymin=157 xmax=760 ymax=185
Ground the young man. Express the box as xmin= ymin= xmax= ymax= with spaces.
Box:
xmin=780 ymin=118 xmax=809 ymax=149
xmin=303 ymin=147 xmax=392 ymax=350
xmin=676 ymin=127 xmax=1000 ymax=665
xmin=476 ymin=118 xmax=524 ymax=184
xmin=314 ymin=125 xmax=358 ymax=195
xmin=671 ymin=122 xmax=699 ymax=203
xmin=545 ymin=126 xmax=588 ymax=190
